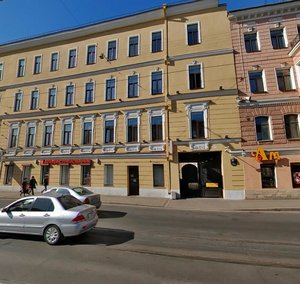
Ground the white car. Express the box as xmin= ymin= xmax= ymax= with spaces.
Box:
xmin=0 ymin=193 xmax=98 ymax=245
xmin=44 ymin=186 xmax=101 ymax=209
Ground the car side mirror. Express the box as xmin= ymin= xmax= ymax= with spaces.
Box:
xmin=1 ymin=208 xmax=8 ymax=213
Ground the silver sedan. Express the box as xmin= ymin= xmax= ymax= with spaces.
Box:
xmin=0 ymin=193 xmax=98 ymax=245
xmin=44 ymin=186 xmax=101 ymax=209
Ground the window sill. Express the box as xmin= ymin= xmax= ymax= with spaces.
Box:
xmin=279 ymin=89 xmax=296 ymax=92
xmin=246 ymin=50 xmax=261 ymax=53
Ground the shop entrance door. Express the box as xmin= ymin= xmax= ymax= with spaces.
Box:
xmin=128 ymin=166 xmax=139 ymax=195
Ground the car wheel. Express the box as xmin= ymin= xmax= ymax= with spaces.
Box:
xmin=44 ymin=225 xmax=62 ymax=245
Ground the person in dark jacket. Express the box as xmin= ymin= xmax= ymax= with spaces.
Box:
xmin=29 ymin=176 xmax=37 ymax=195
xmin=42 ymin=175 xmax=49 ymax=193
xmin=20 ymin=178 xmax=28 ymax=196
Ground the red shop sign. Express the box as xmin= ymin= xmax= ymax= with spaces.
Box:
xmin=40 ymin=159 xmax=91 ymax=165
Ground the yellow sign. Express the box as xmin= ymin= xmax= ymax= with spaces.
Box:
xmin=251 ymin=147 xmax=280 ymax=162
xmin=206 ymin=182 xmax=219 ymax=188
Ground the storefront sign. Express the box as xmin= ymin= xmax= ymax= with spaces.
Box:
xmin=40 ymin=159 xmax=91 ymax=165
xmin=251 ymin=147 xmax=280 ymax=162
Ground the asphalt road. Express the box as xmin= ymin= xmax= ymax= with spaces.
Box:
xmin=0 ymin=200 xmax=300 ymax=284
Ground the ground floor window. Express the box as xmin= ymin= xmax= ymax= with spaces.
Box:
xmin=22 ymin=165 xmax=31 ymax=181
xmin=153 ymin=164 xmax=164 ymax=187
xmin=82 ymin=165 xmax=91 ymax=186
xmin=41 ymin=165 xmax=50 ymax=185
xmin=261 ymin=164 xmax=276 ymax=188
xmin=4 ymin=165 xmax=14 ymax=185
xmin=60 ymin=165 xmax=70 ymax=185
xmin=291 ymin=164 xmax=300 ymax=188
xmin=104 ymin=164 xmax=113 ymax=186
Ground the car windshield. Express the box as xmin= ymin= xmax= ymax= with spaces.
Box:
xmin=58 ymin=195 xmax=83 ymax=210
xmin=71 ymin=186 xmax=93 ymax=196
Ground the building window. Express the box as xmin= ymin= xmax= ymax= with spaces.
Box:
xmin=151 ymin=31 xmax=162 ymax=53
xmin=189 ymin=64 xmax=202 ymax=90
xmin=82 ymin=122 xmax=93 ymax=145
xmin=276 ymin=68 xmax=294 ymax=91
xmin=48 ymin=87 xmax=57 ymax=108
xmin=291 ymin=164 xmax=300 ymax=188
xmin=151 ymin=71 xmax=163 ymax=95
xmin=41 ymin=165 xmax=50 ymax=185
xmin=261 ymin=164 xmax=276 ymax=188
xmin=62 ymin=122 xmax=72 ymax=145
xmin=255 ymin=116 xmax=271 ymax=141
xmin=128 ymin=74 xmax=139 ymax=98
xmin=81 ymin=165 xmax=91 ymax=186
xmin=68 ymin=49 xmax=77 ymax=68
xmin=153 ymin=164 xmax=164 ymax=187
xmin=26 ymin=124 xmax=36 ymax=147
xmin=244 ymin=33 xmax=259 ymax=52
xmin=187 ymin=23 xmax=200 ymax=45
xmin=0 ymin=63 xmax=4 ymax=80
xmin=284 ymin=114 xmax=300 ymax=139
xmin=151 ymin=116 xmax=163 ymax=141
xmin=14 ymin=92 xmax=22 ymax=112
xmin=33 ymin=55 xmax=42 ymax=74
xmin=127 ymin=118 xmax=138 ymax=143
xmin=270 ymin=29 xmax=286 ymax=49
xmin=43 ymin=125 xmax=53 ymax=147
xmin=249 ymin=71 xmax=266 ymax=93
xmin=104 ymin=120 xmax=115 ymax=143
xmin=128 ymin=36 xmax=139 ymax=57
xmin=17 ymin=59 xmax=25 ymax=77
xmin=50 ymin=52 xmax=59 ymax=71
xmin=105 ymin=78 xmax=116 ymax=101
xmin=186 ymin=103 xmax=208 ymax=139
xmin=85 ymin=82 xmax=94 ymax=103
xmin=9 ymin=124 xmax=19 ymax=148
xmin=4 ymin=165 xmax=14 ymax=185
xmin=104 ymin=164 xmax=113 ymax=186
xmin=60 ymin=165 xmax=70 ymax=186
xmin=65 ymin=84 xmax=75 ymax=106
xmin=30 ymin=90 xmax=39 ymax=110
xmin=86 ymin=45 xmax=96 ymax=65
xmin=107 ymin=40 xmax=117 ymax=61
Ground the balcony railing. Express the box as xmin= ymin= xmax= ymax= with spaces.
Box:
xmin=290 ymin=34 xmax=300 ymax=49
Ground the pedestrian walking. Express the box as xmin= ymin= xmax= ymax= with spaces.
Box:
xmin=29 ymin=176 xmax=38 ymax=195
xmin=20 ymin=178 xmax=28 ymax=196
xmin=42 ymin=175 xmax=49 ymax=193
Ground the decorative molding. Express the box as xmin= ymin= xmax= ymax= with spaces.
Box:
xmin=149 ymin=143 xmax=165 ymax=152
xmin=41 ymin=148 xmax=52 ymax=155
xmin=189 ymin=141 xmax=210 ymax=151
xmin=125 ymin=144 xmax=141 ymax=153
xmin=4 ymin=149 xmax=17 ymax=156
xmin=80 ymin=146 xmax=93 ymax=154
xmin=60 ymin=147 xmax=72 ymax=155
xmin=23 ymin=149 xmax=34 ymax=156
xmin=102 ymin=145 xmax=116 ymax=153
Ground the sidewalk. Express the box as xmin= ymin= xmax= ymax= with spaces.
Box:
xmin=1 ymin=190 xmax=300 ymax=212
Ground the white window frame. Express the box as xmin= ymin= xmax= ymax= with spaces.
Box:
xmin=187 ymin=62 xmax=204 ymax=89
xmin=284 ymin=114 xmax=300 ymax=139
xmin=150 ymin=68 xmax=164 ymax=95
xmin=86 ymin=44 xmax=97 ymax=65
xmin=255 ymin=116 xmax=273 ymax=141
xmin=33 ymin=55 xmax=42 ymax=74
xmin=48 ymin=86 xmax=57 ymax=108
xmin=13 ymin=91 xmax=23 ymax=112
xmin=102 ymin=112 xmax=118 ymax=144
xmin=127 ymin=73 xmax=140 ymax=98
xmin=0 ymin=62 xmax=4 ymax=80
xmin=42 ymin=120 xmax=55 ymax=147
xmin=17 ymin=58 xmax=26 ymax=77
xmin=84 ymin=80 xmax=95 ymax=103
xmin=150 ymin=30 xmax=164 ymax=53
xmin=65 ymin=83 xmax=76 ymax=106
xmin=147 ymin=108 xmax=165 ymax=141
xmin=106 ymin=39 xmax=118 ymax=60
xmin=30 ymin=88 xmax=40 ymax=110
xmin=128 ymin=34 xmax=140 ymax=57
xmin=25 ymin=121 xmax=37 ymax=148
xmin=104 ymin=76 xmax=117 ymax=101
xmin=185 ymin=102 xmax=209 ymax=139
xmin=61 ymin=117 xmax=75 ymax=145
xmin=275 ymin=67 xmax=296 ymax=91
xmin=80 ymin=115 xmax=95 ymax=145
xmin=50 ymin=51 xmax=60 ymax=71
xmin=8 ymin=122 xmax=21 ymax=148
xmin=68 ymin=48 xmax=77 ymax=68
xmin=248 ymin=69 xmax=268 ymax=93
xmin=186 ymin=21 xmax=201 ymax=45
xmin=124 ymin=110 xmax=141 ymax=143
xmin=104 ymin=164 xmax=114 ymax=186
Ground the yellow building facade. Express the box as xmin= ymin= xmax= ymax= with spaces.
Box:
xmin=0 ymin=0 xmax=244 ymax=199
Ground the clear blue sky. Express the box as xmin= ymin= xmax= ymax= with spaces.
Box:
xmin=0 ymin=0 xmax=285 ymax=44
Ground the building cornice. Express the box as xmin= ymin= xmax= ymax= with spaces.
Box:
xmin=238 ymin=97 xmax=300 ymax=108
xmin=0 ymin=0 xmax=219 ymax=54
xmin=229 ymin=1 xmax=300 ymax=23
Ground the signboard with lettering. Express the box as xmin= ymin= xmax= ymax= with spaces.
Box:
xmin=251 ymin=147 xmax=280 ymax=162
xmin=40 ymin=159 xmax=91 ymax=165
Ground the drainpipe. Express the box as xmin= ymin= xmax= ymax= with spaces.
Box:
xmin=163 ymin=4 xmax=172 ymax=196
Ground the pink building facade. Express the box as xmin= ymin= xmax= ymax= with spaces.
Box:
xmin=230 ymin=1 xmax=300 ymax=199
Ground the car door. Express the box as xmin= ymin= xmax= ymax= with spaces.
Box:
xmin=23 ymin=197 xmax=55 ymax=235
xmin=0 ymin=198 xmax=35 ymax=234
